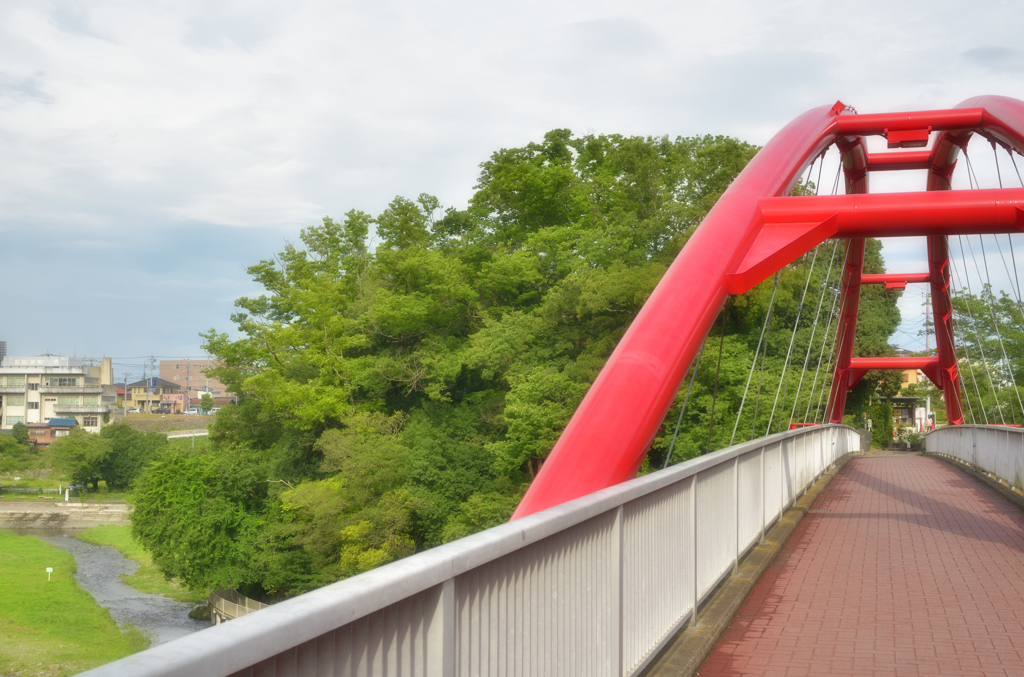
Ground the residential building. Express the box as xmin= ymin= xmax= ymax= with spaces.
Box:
xmin=159 ymin=359 xmax=236 ymax=410
xmin=126 ymin=377 xmax=182 ymax=413
xmin=0 ymin=356 xmax=117 ymax=432
xmin=894 ymin=348 xmax=925 ymax=389
xmin=26 ymin=418 xmax=78 ymax=448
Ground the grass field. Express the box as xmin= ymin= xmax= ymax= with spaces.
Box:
xmin=120 ymin=414 xmax=211 ymax=434
xmin=0 ymin=531 xmax=150 ymax=677
xmin=76 ymin=526 xmax=204 ymax=604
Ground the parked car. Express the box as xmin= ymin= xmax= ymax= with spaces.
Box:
xmin=128 ymin=408 xmax=141 ymax=414
xmin=184 ymin=408 xmax=200 ymax=416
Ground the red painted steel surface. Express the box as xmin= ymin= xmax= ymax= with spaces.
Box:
xmin=729 ymin=188 xmax=1024 ymax=293
xmin=927 ymin=236 xmax=965 ymax=424
xmin=760 ymin=188 xmax=1024 ymax=236
xmin=861 ymin=272 xmax=931 ymax=286
xmin=866 ymin=151 xmax=932 ymax=171
xmin=512 ymin=96 xmax=1024 ymax=520
xmin=825 ymin=239 xmax=866 ymax=422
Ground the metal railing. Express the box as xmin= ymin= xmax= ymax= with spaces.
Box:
xmin=80 ymin=424 xmax=859 ymax=677
xmin=926 ymin=424 xmax=1024 ymax=491
xmin=39 ymin=385 xmax=104 ymax=394
xmin=53 ymin=405 xmax=107 ymax=414
xmin=210 ymin=589 xmax=270 ymax=625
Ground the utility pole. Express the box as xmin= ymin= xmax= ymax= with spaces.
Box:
xmin=147 ymin=354 xmax=156 ymax=414
xmin=123 ymin=372 xmax=130 ymax=416
xmin=925 ymin=290 xmax=931 ymax=354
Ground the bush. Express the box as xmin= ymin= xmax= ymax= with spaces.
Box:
xmin=870 ymin=401 xmax=894 ymax=449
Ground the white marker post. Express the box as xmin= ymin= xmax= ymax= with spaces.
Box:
xmin=65 ymin=488 xmax=69 ymax=503
xmin=46 ymin=567 xmax=53 ymax=582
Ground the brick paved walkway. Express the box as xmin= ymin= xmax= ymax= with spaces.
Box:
xmin=699 ymin=454 xmax=1024 ymax=676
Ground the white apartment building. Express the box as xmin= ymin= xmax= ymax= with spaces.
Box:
xmin=0 ymin=356 xmax=117 ymax=433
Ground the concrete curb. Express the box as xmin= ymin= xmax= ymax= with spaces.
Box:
xmin=641 ymin=452 xmax=859 ymax=677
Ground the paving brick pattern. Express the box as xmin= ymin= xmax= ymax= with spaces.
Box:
xmin=699 ymin=455 xmax=1024 ymax=676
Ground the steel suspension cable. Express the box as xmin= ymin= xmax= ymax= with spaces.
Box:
xmin=947 ymin=255 xmax=986 ymax=424
xmin=939 ymin=235 xmax=976 ymax=424
xmin=953 ymin=236 xmax=1004 ymax=423
xmin=729 ymin=273 xmax=782 ymax=445
xmin=704 ymin=304 xmax=728 ymax=454
xmin=993 ymin=141 xmax=1004 ymax=189
xmin=992 ymin=235 xmax=1024 ymax=324
xmin=960 ymin=150 xmax=1007 ymax=423
xmin=813 ymin=160 xmax=849 ymax=426
xmin=969 ymin=235 xmax=1024 ymax=422
xmin=942 ymin=256 xmax=983 ymax=426
xmin=1010 ymin=148 xmax=1024 ymax=187
xmin=804 ymin=245 xmax=846 ymax=422
xmin=766 ymin=245 xmax=820 ymax=434
xmin=749 ymin=294 xmax=776 ymax=439
xmin=818 ymin=286 xmax=851 ymax=425
xmin=788 ymin=241 xmax=840 ymax=428
xmin=662 ymin=336 xmax=708 ymax=469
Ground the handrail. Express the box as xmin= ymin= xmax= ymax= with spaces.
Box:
xmin=926 ymin=424 xmax=1024 ymax=492
xmin=80 ymin=424 xmax=860 ymax=677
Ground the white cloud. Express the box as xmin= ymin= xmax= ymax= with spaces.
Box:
xmin=3 ymin=0 xmax=1024 ymax=365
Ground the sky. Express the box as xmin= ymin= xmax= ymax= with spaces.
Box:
xmin=2 ymin=0 xmax=1024 ymax=380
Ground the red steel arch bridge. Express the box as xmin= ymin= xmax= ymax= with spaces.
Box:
xmin=85 ymin=96 xmax=1024 ymax=677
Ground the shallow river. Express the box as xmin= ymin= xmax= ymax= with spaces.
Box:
xmin=9 ymin=529 xmax=208 ymax=645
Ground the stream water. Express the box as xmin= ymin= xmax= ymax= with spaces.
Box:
xmin=7 ymin=529 xmax=208 ymax=645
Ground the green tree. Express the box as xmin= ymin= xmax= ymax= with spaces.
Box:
xmin=131 ymin=450 xmax=269 ymax=592
xmin=10 ymin=421 xmax=29 ymax=445
xmin=99 ymin=423 xmax=168 ymax=490
xmin=199 ymin=393 xmax=214 ymax=414
xmin=51 ymin=428 xmax=111 ymax=489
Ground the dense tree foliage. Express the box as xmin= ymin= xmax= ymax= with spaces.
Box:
xmin=52 ymin=429 xmax=110 ymax=489
xmin=99 ymin=424 xmax=168 ymax=490
xmin=50 ymin=423 xmax=166 ymax=490
xmin=949 ymin=283 xmax=1024 ymax=425
xmin=129 ymin=130 xmax=902 ymax=596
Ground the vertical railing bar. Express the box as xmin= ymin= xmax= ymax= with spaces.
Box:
xmin=733 ymin=456 xmax=740 ymax=573
xmin=612 ymin=506 xmax=623 ymax=677
xmin=760 ymin=446 xmax=766 ymax=544
xmin=689 ymin=473 xmax=697 ymax=629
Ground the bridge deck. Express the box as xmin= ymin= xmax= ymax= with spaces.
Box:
xmin=699 ymin=453 xmax=1024 ymax=676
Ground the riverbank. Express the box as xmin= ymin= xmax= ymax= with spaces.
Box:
xmin=77 ymin=526 xmax=203 ymax=604
xmin=0 ymin=531 xmax=149 ymax=677
xmin=0 ymin=502 xmax=130 ymax=529
xmin=38 ymin=534 xmax=207 ymax=645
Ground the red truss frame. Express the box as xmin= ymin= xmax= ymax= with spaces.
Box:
xmin=513 ymin=96 xmax=1024 ymax=520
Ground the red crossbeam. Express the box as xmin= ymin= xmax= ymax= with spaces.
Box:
xmin=843 ymin=357 xmax=943 ymax=392
xmin=836 ymin=108 xmax=985 ymax=135
xmin=866 ymin=151 xmax=933 ymax=171
xmin=850 ymin=357 xmax=938 ymax=370
xmin=861 ymin=272 xmax=932 ymax=290
xmin=729 ymin=188 xmax=1024 ymax=294
xmin=761 ymin=188 xmax=1024 ymax=236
